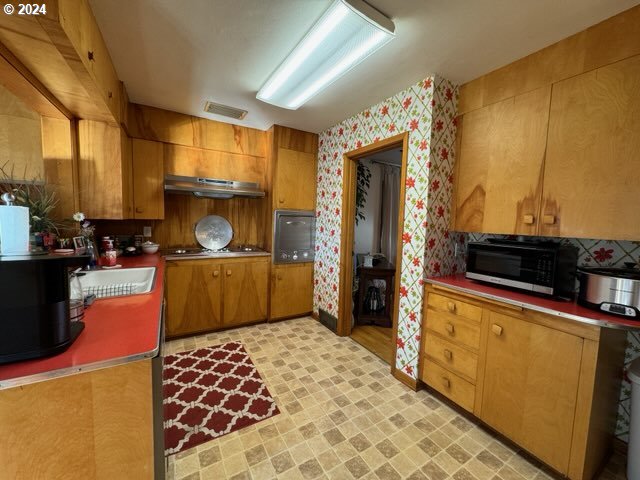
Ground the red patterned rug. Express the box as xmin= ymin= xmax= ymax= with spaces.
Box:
xmin=163 ymin=341 xmax=280 ymax=456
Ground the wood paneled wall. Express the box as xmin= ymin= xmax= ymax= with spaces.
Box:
xmin=458 ymin=5 xmax=640 ymax=114
xmin=0 ymin=83 xmax=43 ymax=180
xmin=97 ymin=104 xmax=270 ymax=248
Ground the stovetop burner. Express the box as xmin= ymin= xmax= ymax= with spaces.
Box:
xmin=164 ymin=245 xmax=265 ymax=258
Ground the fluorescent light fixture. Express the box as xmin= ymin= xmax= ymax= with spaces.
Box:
xmin=256 ymin=0 xmax=395 ymax=110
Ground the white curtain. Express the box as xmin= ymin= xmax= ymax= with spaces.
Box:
xmin=379 ymin=165 xmax=400 ymax=265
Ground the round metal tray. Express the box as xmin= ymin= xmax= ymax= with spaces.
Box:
xmin=194 ymin=215 xmax=233 ymax=250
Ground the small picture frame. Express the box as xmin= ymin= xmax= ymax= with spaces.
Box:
xmin=72 ymin=236 xmax=86 ymax=254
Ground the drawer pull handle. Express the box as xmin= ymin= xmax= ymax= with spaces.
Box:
xmin=445 ymin=323 xmax=455 ymax=335
xmin=543 ymin=214 xmax=556 ymax=225
xmin=226 ymin=270 xmax=232 ymax=276
xmin=492 ymin=324 xmax=503 ymax=336
xmin=523 ymin=214 xmax=535 ymax=225
xmin=447 ymin=301 xmax=456 ymax=313
xmin=279 ymin=197 xmax=285 ymax=204
xmin=277 ymin=274 xmax=283 ymax=281
xmin=212 ymin=271 xmax=220 ymax=277
xmin=442 ymin=377 xmax=451 ymax=388
xmin=443 ymin=349 xmax=453 ymax=360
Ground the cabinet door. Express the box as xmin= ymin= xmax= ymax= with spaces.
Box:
xmin=78 ymin=120 xmax=133 ymax=219
xmin=481 ymin=311 xmax=583 ymax=474
xmin=271 ymin=263 xmax=313 ymax=320
xmin=222 ymin=260 xmax=269 ymax=326
xmin=541 ymin=55 xmax=640 ymax=240
xmin=454 ymin=86 xmax=550 ymax=235
xmin=274 ymin=148 xmax=316 ymax=210
xmin=132 ymin=139 xmax=164 ymax=219
xmin=165 ymin=261 xmax=222 ymax=337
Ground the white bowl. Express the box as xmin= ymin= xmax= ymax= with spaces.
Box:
xmin=142 ymin=243 xmax=159 ymax=254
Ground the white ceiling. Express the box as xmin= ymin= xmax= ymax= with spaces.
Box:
xmin=89 ymin=0 xmax=639 ymax=134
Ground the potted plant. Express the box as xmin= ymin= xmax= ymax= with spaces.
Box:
xmin=0 ymin=162 xmax=61 ymax=250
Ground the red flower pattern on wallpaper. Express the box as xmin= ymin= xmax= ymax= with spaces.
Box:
xmin=314 ymin=77 xmax=459 ymax=380
xmin=593 ymin=247 xmax=614 ymax=262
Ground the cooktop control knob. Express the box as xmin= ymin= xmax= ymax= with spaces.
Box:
xmin=303 ymin=252 xmax=308 ymax=258
xmin=292 ymin=251 xmax=298 ymax=261
xmin=280 ymin=253 xmax=288 ymax=260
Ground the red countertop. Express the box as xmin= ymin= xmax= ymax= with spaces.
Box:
xmin=0 ymin=254 xmax=165 ymax=389
xmin=427 ymin=274 xmax=640 ymax=330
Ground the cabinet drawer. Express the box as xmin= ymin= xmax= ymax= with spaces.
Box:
xmin=422 ymin=359 xmax=475 ymax=413
xmin=428 ymin=293 xmax=482 ymax=322
xmin=426 ymin=310 xmax=481 ymax=350
xmin=424 ymin=333 xmax=478 ymax=382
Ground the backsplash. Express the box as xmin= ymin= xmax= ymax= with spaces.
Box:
xmin=456 ymin=232 xmax=640 ymax=441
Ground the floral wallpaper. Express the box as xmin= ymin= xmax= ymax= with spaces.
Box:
xmin=313 ymin=76 xmax=458 ymax=379
xmin=464 ymin=232 xmax=640 ymax=441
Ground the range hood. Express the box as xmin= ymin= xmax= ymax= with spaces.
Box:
xmin=164 ymin=174 xmax=265 ymax=199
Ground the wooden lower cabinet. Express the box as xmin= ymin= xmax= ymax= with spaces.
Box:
xmin=166 ymin=257 xmax=269 ymax=337
xmin=222 ymin=260 xmax=269 ymax=326
xmin=270 ymin=263 xmax=314 ymax=320
xmin=0 ymin=360 xmax=154 ymax=479
xmin=420 ymin=285 xmax=627 ymax=480
xmin=166 ymin=259 xmax=222 ymax=337
xmin=481 ymin=310 xmax=583 ymax=473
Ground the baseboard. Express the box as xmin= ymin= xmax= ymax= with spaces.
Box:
xmin=392 ymin=368 xmax=419 ymax=391
xmin=612 ymin=436 xmax=628 ymax=455
xmin=311 ymin=311 xmax=319 ymax=320
xmin=268 ymin=313 xmax=313 ymax=323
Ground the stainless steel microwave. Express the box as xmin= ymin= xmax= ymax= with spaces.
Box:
xmin=273 ymin=209 xmax=315 ymax=264
xmin=465 ymin=240 xmax=578 ymax=298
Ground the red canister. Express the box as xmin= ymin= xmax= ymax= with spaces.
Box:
xmin=104 ymin=240 xmax=117 ymax=266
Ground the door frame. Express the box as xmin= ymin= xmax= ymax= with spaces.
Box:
xmin=337 ymin=132 xmax=409 ymax=374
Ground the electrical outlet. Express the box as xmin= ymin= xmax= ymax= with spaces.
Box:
xmin=143 ymin=226 xmax=152 ymax=238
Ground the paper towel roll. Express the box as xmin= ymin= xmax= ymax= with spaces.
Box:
xmin=0 ymin=206 xmax=30 ymax=255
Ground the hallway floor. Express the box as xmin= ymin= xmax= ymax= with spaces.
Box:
xmin=350 ymin=325 xmax=393 ymax=365
xmin=165 ymin=317 xmax=627 ymax=480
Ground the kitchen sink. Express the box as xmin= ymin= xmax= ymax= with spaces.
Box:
xmin=78 ymin=267 xmax=156 ymax=298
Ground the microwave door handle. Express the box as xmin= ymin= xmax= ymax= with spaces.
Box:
xmin=285 ymin=221 xmax=306 ymax=225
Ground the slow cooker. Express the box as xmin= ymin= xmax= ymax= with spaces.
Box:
xmin=578 ymin=267 xmax=640 ymax=318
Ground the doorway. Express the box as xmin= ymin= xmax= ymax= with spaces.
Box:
xmin=337 ymin=133 xmax=408 ymax=369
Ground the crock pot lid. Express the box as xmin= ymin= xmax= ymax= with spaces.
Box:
xmin=629 ymin=357 xmax=640 ymax=384
xmin=579 ymin=267 xmax=640 ymax=280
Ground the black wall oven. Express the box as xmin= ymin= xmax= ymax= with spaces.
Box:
xmin=466 ymin=240 xmax=578 ymax=298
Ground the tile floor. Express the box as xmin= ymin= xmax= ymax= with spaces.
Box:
xmin=164 ymin=317 xmax=627 ymax=480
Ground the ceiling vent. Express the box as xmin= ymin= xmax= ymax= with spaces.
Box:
xmin=203 ymin=101 xmax=247 ymax=120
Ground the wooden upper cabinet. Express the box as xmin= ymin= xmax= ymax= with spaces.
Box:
xmin=454 ymin=86 xmax=551 ymax=235
xmin=274 ymin=147 xmax=316 ymax=210
xmin=541 ymin=55 xmax=640 ymax=240
xmin=480 ymin=311 xmax=583 ymax=474
xmin=77 ymin=120 xmax=133 ymax=219
xmin=132 ymin=139 xmax=164 ymax=219
xmin=271 ymin=263 xmax=314 ymax=320
xmin=222 ymin=260 xmax=269 ymax=326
